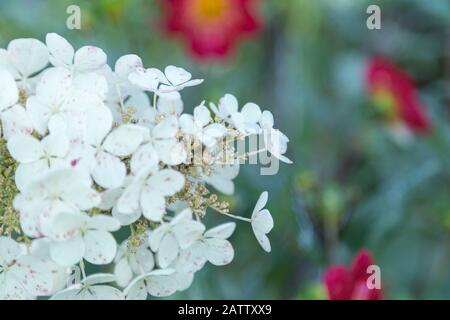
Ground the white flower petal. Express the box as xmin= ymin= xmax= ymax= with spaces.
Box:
xmin=140 ymin=190 xmax=166 ymax=222
xmin=155 ymin=139 xmax=186 ymax=165
xmin=153 ymin=115 xmax=178 ymax=139
xmin=124 ymin=276 xmax=147 ymax=300
xmin=83 ymin=230 xmax=117 ymax=265
xmin=259 ymin=110 xmax=274 ymax=129
xmin=35 ymin=67 xmax=72 ymax=106
xmin=50 ymin=234 xmax=85 ymax=267
xmin=73 ymin=72 xmax=108 ymax=100
xmin=148 ymin=225 xmax=169 ymax=252
xmin=114 ymin=258 xmax=133 ymax=288
xmin=41 ymin=134 xmax=69 ymax=158
xmin=0 ymin=276 xmax=31 ymax=300
xmin=253 ymin=231 xmax=271 ymax=253
xmin=83 ymin=273 xmax=116 ymax=285
xmin=253 ymin=191 xmax=268 ymax=214
xmin=173 ymin=247 xmax=206 ymax=274
xmin=115 ymin=54 xmax=143 ymax=80
xmin=26 ymin=96 xmax=51 ymax=134
xmin=241 ymin=102 xmax=262 ymax=123
xmin=50 ymin=287 xmax=79 ymax=300
xmin=103 ymin=124 xmax=145 ymax=157
xmin=112 ymin=206 xmax=141 ymax=226
xmin=173 ymin=272 xmax=194 ymax=291
xmin=194 ymin=104 xmax=211 ymax=127
xmin=7 ymin=133 xmax=43 ymax=163
xmin=14 ymin=160 xmax=50 ymax=192
xmin=164 ymin=65 xmax=192 ymax=86
xmin=75 ymin=94 xmax=112 ymax=147
xmin=0 ymin=48 xmax=17 ymax=77
xmin=87 ymin=215 xmax=121 ymax=232
xmin=130 ymin=143 xmax=159 ymax=175
xmin=127 ymin=93 xmax=155 ymax=126
xmin=204 ymin=222 xmax=236 ymax=240
xmin=146 ymin=169 xmax=185 ymax=197
xmin=84 ymin=285 xmax=125 ymax=300
xmin=179 ymin=114 xmax=196 ymax=134
xmin=145 ymin=270 xmax=177 ymax=297
xmin=172 ymin=221 xmax=205 ymax=249
xmin=128 ymin=67 xmax=162 ymax=92
xmin=7 ymin=38 xmax=48 ymax=77
xmin=0 ymin=70 xmax=18 ymax=111
xmin=156 ymin=233 xmax=179 ymax=268
xmin=1 ymin=104 xmax=33 ymax=139
xmin=98 ymin=187 xmax=123 ymax=210
xmin=46 ymin=33 xmax=74 ymax=68
xmin=202 ymin=238 xmax=234 ymax=266
xmin=11 ymin=255 xmax=53 ymax=296
xmin=46 ymin=209 xmax=86 ymax=242
xmin=131 ymin=247 xmax=155 ymax=274
xmin=0 ymin=237 xmax=22 ymax=266
xmin=219 ymin=94 xmax=239 ymax=115
xmin=230 ymin=112 xmax=245 ymax=133
xmin=92 ymin=151 xmax=126 ymax=189
xmin=74 ymin=46 xmax=107 ymax=72
xmin=117 ymin=180 xmax=144 ymax=215
xmin=252 ymin=209 xmax=273 ymax=234
xmin=157 ymin=96 xmax=183 ymax=116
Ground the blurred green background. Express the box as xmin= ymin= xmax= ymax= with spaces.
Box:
xmin=1 ymin=0 xmax=449 ymax=299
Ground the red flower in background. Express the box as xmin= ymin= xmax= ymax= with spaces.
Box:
xmin=324 ymin=250 xmax=383 ymax=300
xmin=366 ymin=57 xmax=431 ymax=134
xmin=161 ymin=0 xmax=261 ymax=60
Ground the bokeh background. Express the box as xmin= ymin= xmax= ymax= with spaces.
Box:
xmin=1 ymin=0 xmax=449 ymax=299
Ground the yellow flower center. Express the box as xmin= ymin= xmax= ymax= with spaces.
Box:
xmin=193 ymin=0 xmax=229 ymax=22
xmin=372 ymin=89 xmax=399 ymax=121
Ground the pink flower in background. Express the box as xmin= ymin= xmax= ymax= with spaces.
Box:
xmin=161 ymin=0 xmax=261 ymax=60
xmin=366 ymin=57 xmax=431 ymax=134
xmin=324 ymin=249 xmax=383 ymax=300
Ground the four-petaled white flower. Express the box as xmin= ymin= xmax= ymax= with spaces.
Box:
xmin=251 ymin=192 xmax=274 ymax=252
xmin=124 ymin=269 xmax=177 ymax=300
xmin=129 ymin=65 xmax=203 ymax=99
xmin=179 ymin=102 xmax=226 ymax=148
xmin=79 ymin=123 xmax=146 ymax=189
xmin=117 ymin=166 xmax=185 ymax=222
xmin=0 ymin=237 xmax=53 ymax=299
xmin=46 ymin=33 xmax=106 ymax=74
xmin=130 ymin=115 xmax=185 ymax=170
xmin=50 ymin=274 xmax=124 ymax=300
xmin=49 ymin=213 xmax=120 ymax=266
xmin=149 ymin=208 xmax=205 ymax=268
xmin=114 ymin=240 xmax=155 ymax=288
xmin=13 ymin=169 xmax=101 ymax=238
xmin=191 ymin=222 xmax=236 ymax=266
xmin=7 ymin=133 xmax=69 ymax=191
xmin=0 ymin=38 xmax=49 ymax=92
xmin=211 ymin=94 xmax=262 ymax=135
xmin=259 ymin=111 xmax=293 ymax=164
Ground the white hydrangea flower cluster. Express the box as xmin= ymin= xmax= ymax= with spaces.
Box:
xmin=0 ymin=33 xmax=291 ymax=300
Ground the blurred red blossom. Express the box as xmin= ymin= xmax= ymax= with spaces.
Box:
xmin=160 ymin=0 xmax=261 ymax=60
xmin=324 ymin=249 xmax=383 ymax=300
xmin=366 ymin=57 xmax=431 ymax=134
